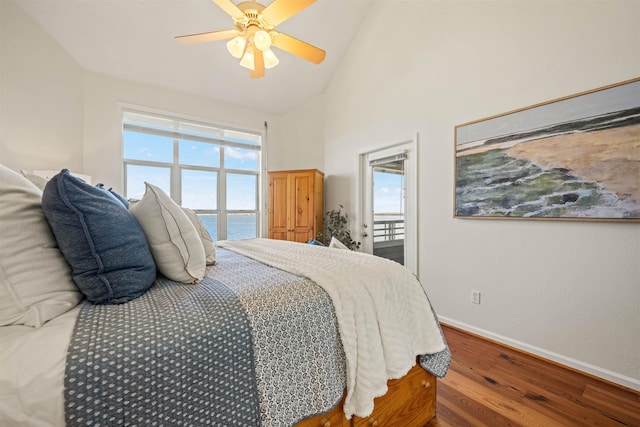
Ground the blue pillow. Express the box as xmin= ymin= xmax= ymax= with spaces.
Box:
xmin=42 ymin=170 xmax=156 ymax=304
xmin=96 ymin=183 xmax=129 ymax=208
xmin=307 ymin=238 xmax=325 ymax=246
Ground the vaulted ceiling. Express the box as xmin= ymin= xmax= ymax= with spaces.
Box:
xmin=14 ymin=0 xmax=373 ymax=114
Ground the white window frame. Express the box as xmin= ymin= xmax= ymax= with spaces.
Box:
xmin=119 ymin=105 xmax=266 ymax=241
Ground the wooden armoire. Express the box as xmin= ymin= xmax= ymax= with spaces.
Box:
xmin=268 ymin=169 xmax=324 ymax=243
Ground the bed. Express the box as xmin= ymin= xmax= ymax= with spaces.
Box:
xmin=0 ymin=165 xmax=450 ymax=427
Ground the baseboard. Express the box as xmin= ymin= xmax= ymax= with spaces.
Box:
xmin=438 ymin=316 xmax=640 ymax=393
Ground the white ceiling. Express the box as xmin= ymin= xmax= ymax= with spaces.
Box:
xmin=14 ymin=0 xmax=373 ymax=114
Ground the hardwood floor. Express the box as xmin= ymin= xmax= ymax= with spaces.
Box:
xmin=426 ymin=325 xmax=640 ymax=427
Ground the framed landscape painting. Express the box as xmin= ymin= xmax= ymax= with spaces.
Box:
xmin=454 ymin=77 xmax=640 ymax=222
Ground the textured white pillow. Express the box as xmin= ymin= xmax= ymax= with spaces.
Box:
xmin=0 ymin=164 xmax=82 ymax=327
xmin=130 ymin=183 xmax=205 ymax=283
xmin=182 ymin=208 xmax=216 ymax=265
xmin=329 ymin=236 xmax=349 ymax=250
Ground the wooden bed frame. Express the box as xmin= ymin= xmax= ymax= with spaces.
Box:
xmin=296 ymin=361 xmax=437 ymax=427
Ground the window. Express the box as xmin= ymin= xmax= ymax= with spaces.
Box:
xmin=122 ymin=110 xmax=262 ymax=241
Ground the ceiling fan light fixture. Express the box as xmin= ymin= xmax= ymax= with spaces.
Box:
xmin=253 ymin=30 xmax=272 ymax=51
xmin=226 ymin=36 xmax=246 ymax=59
xmin=176 ymin=0 xmax=326 ymax=78
xmin=263 ymin=48 xmax=279 ymax=69
xmin=239 ymin=48 xmax=255 ymax=70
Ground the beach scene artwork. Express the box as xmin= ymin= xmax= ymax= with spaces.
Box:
xmin=455 ymin=78 xmax=640 ymax=221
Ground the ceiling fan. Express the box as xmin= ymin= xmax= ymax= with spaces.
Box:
xmin=176 ymin=0 xmax=326 ymax=78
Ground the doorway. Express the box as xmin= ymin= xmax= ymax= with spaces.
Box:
xmin=358 ymin=137 xmax=418 ymax=276
xmin=372 ymin=159 xmax=405 ymax=264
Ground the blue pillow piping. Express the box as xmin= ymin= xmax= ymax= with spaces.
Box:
xmin=57 ymin=173 xmax=114 ymax=301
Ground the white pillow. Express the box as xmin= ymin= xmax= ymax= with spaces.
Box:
xmin=20 ymin=170 xmax=48 ymax=190
xmin=329 ymin=236 xmax=349 ymax=250
xmin=130 ymin=183 xmax=205 ymax=283
xmin=20 ymin=169 xmax=92 ymax=190
xmin=129 ymin=200 xmax=215 ymax=266
xmin=0 ymin=164 xmax=82 ymax=327
xmin=182 ymin=208 xmax=216 ymax=265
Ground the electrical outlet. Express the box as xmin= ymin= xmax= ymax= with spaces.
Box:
xmin=471 ymin=290 xmax=481 ymax=304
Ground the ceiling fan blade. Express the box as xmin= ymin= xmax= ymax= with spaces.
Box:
xmin=250 ymin=49 xmax=265 ymax=78
xmin=261 ymin=0 xmax=315 ymax=27
xmin=175 ymin=29 xmax=238 ymax=44
xmin=271 ymin=32 xmax=325 ymax=64
xmin=211 ymin=0 xmax=245 ymax=20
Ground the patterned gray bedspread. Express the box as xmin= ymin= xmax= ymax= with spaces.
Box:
xmin=65 ymin=248 xmax=449 ymax=426
xmin=65 ymin=248 xmax=346 ymax=427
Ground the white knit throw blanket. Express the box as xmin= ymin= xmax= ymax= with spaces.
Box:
xmin=217 ymin=239 xmax=445 ymax=419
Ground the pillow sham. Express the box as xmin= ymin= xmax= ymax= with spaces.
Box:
xmin=182 ymin=207 xmax=216 ymax=265
xmin=0 ymin=164 xmax=82 ymax=327
xmin=130 ymin=183 xmax=206 ymax=283
xmin=42 ymin=170 xmax=156 ymax=304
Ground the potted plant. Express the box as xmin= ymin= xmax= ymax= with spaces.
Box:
xmin=318 ymin=204 xmax=365 ymax=251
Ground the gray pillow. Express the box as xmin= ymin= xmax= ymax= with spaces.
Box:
xmin=42 ymin=170 xmax=156 ymax=304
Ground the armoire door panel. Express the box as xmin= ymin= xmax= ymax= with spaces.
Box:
xmin=268 ymin=169 xmax=324 ymax=243
xmin=292 ymin=174 xmax=312 ymax=230
xmin=268 ymin=175 xmax=290 ymax=239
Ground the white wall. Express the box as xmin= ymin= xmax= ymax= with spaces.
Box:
xmin=277 ymin=94 xmax=325 ymax=172
xmin=0 ymin=0 xmax=84 ymax=173
xmin=321 ymin=0 xmax=640 ymax=389
xmin=1 ymin=0 xmax=287 ymax=197
xmin=82 ymin=72 xmax=282 ymax=192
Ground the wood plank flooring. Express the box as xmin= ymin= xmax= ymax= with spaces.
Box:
xmin=426 ymin=325 xmax=640 ymax=426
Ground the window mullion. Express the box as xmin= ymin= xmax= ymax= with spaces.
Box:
xmin=219 ymin=170 xmax=227 ymax=241
xmin=219 ymin=146 xmax=227 ymax=240
xmin=123 ymin=124 xmax=259 ymax=150
xmin=123 ymin=109 xmax=262 ymax=242
xmin=172 ymin=127 xmax=181 ymax=204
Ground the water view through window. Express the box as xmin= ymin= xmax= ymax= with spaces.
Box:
xmin=197 ymin=214 xmax=256 ymax=241
xmin=123 ymin=111 xmax=262 ymax=240
xmin=373 ymin=163 xmax=405 ymax=264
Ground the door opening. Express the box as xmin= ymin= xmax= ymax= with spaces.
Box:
xmin=358 ymin=137 xmax=418 ymax=276
xmin=372 ymin=159 xmax=405 ymax=265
